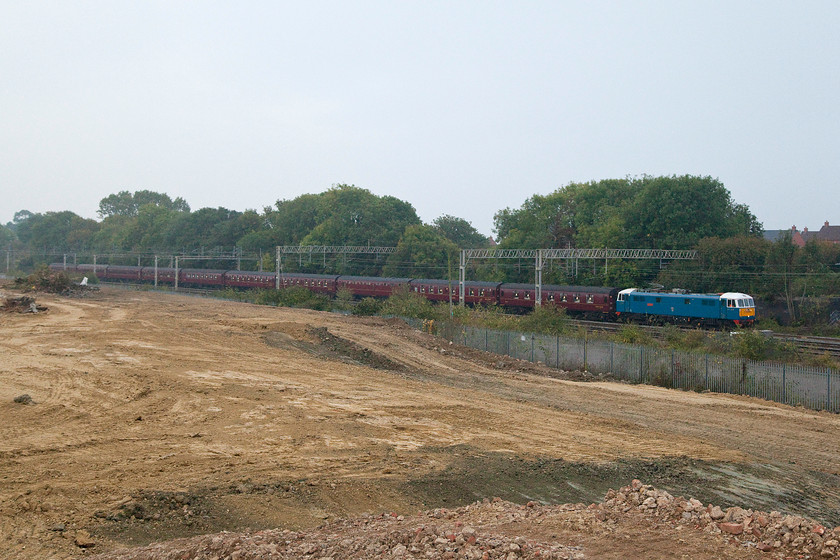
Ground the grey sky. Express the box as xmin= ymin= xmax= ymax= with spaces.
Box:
xmin=2 ymin=1 xmax=838 ymax=237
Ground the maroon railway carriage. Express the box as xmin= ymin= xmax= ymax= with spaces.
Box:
xmin=140 ymin=266 xmax=177 ymax=284
xmin=77 ymin=263 xmax=106 ymax=278
xmin=277 ymin=273 xmax=339 ymax=295
xmin=104 ymin=265 xmax=143 ymax=281
xmin=540 ymin=285 xmax=618 ymax=319
xmin=408 ymin=279 xmax=459 ymax=303
xmin=179 ymin=268 xmax=225 ymax=287
xmin=462 ymin=281 xmax=503 ymax=306
xmin=499 ymin=284 xmax=618 ymax=318
xmin=337 ymin=276 xmax=409 ymax=298
xmin=408 ymin=279 xmax=502 ymax=306
xmin=224 ymin=270 xmax=277 ymax=290
xmin=498 ymin=283 xmax=539 ymax=309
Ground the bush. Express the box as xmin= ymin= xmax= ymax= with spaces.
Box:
xmin=333 ymin=287 xmax=354 ymax=312
xmin=254 ymin=287 xmax=331 ymax=310
xmin=381 ymin=287 xmax=440 ymax=320
xmin=14 ymin=265 xmax=72 ymax=294
xmin=615 ymin=325 xmax=654 ymax=345
xmin=353 ymin=297 xmax=383 ymax=316
xmin=731 ymin=330 xmax=773 ymax=361
xmin=516 ymin=305 xmax=569 ymax=336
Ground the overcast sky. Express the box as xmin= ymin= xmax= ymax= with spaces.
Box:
xmin=1 ymin=1 xmax=838 ymax=237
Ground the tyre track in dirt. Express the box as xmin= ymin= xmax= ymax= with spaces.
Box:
xmin=1 ymin=288 xmax=839 ymax=559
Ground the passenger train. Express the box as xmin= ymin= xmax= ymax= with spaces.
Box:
xmin=49 ymin=263 xmax=757 ymax=328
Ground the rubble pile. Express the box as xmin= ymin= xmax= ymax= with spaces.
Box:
xmin=602 ymin=479 xmax=840 ymax=559
xmin=91 ymin=482 xmax=840 ymax=560
xmin=1 ymin=295 xmax=47 ymax=313
xmin=93 ymin=501 xmax=584 ymax=560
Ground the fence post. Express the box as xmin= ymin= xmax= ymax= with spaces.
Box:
xmin=640 ymin=347 xmax=644 ymax=383
xmin=556 ymin=335 xmax=560 ymax=369
xmin=583 ymin=331 xmax=588 ymax=372
xmin=671 ymin=349 xmax=675 ymax=384
xmin=531 ymin=334 xmax=535 ymax=363
xmin=782 ymin=364 xmax=786 ymax=404
xmin=828 ymin=369 xmax=832 ymax=412
xmin=610 ymin=342 xmax=613 ymax=374
xmin=705 ymin=354 xmax=709 ymax=389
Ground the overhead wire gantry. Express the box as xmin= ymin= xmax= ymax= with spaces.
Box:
xmin=458 ymin=248 xmax=698 ymax=306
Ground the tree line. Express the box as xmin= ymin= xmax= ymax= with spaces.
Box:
xmin=3 ymin=177 xmax=839 ymax=302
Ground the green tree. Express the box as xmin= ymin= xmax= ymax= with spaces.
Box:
xmin=623 ymin=175 xmax=761 ymax=249
xmin=493 ymin=176 xmax=761 ymax=252
xmin=97 ymin=190 xmax=190 ymax=218
xmin=0 ymin=224 xmax=17 ymax=248
xmin=302 ymin=185 xmax=420 ymax=247
xmin=382 ymin=224 xmax=459 ymax=278
xmin=26 ymin=211 xmax=99 ymax=251
xmin=432 ymin=215 xmax=490 ymax=248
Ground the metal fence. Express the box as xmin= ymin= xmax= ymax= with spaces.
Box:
xmin=426 ymin=322 xmax=839 ymax=414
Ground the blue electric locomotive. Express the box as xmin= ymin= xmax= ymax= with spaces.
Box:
xmin=616 ymin=289 xmax=756 ymax=327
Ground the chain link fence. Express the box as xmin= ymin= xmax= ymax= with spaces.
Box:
xmin=417 ymin=321 xmax=839 ymax=414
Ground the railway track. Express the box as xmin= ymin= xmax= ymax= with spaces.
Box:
xmin=571 ymin=319 xmax=840 ymax=359
xmin=769 ymin=333 xmax=840 ymax=359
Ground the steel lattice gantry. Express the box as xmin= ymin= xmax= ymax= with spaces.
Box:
xmin=274 ymin=245 xmax=398 ymax=289
xmin=458 ymin=248 xmax=698 ymax=306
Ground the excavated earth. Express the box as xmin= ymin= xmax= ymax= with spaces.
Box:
xmin=0 ymin=286 xmax=838 ymax=560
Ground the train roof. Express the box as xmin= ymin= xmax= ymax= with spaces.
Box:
xmin=410 ymin=279 xmax=501 ymax=287
xmin=620 ymin=288 xmax=754 ymax=301
xmin=502 ymin=283 xmax=617 ymax=293
xmin=180 ymin=268 xmax=227 ymax=274
xmin=337 ymin=276 xmax=411 ymax=283
xmin=277 ymin=272 xmax=340 ymax=279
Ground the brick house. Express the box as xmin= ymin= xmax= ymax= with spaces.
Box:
xmin=764 ymin=222 xmax=840 ymax=247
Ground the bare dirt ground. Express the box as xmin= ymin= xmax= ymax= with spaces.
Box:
xmin=0 ymin=286 xmax=838 ymax=559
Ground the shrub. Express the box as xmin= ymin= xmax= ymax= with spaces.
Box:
xmin=254 ymin=287 xmax=331 ymax=310
xmin=731 ymin=330 xmax=772 ymax=361
xmin=333 ymin=287 xmax=354 ymax=312
xmin=615 ymin=325 xmax=654 ymax=345
xmin=14 ymin=265 xmax=72 ymax=294
xmin=516 ymin=305 xmax=569 ymax=336
xmin=353 ymin=297 xmax=383 ymax=316
xmin=381 ymin=287 xmax=439 ymax=320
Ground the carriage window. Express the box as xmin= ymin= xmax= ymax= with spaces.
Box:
xmin=574 ymin=295 xmax=580 ymax=303
xmin=586 ymin=295 xmax=593 ymax=304
xmin=524 ymin=292 xmax=531 ymax=300
xmin=514 ymin=291 xmax=519 ymax=298
xmin=561 ymin=295 xmax=567 ymax=302
xmin=479 ymin=289 xmax=484 ymax=296
xmin=548 ymin=294 xmax=554 ymax=301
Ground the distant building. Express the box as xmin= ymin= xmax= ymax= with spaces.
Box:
xmin=764 ymin=221 xmax=840 ymax=247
